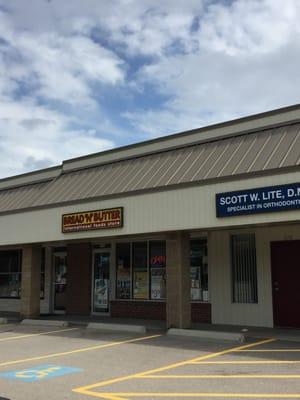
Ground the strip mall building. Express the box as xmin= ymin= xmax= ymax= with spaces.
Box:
xmin=0 ymin=105 xmax=299 ymax=329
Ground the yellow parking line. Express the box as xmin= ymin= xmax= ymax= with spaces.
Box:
xmin=0 ymin=327 xmax=78 ymax=342
xmin=82 ymin=393 xmax=300 ymax=398
xmin=237 ymin=349 xmax=300 ymax=352
xmin=190 ymin=360 xmax=300 ymax=364
xmin=141 ymin=374 xmax=300 ymax=379
xmin=73 ymin=337 xmax=275 ymax=399
xmin=0 ymin=334 xmax=161 ymax=368
xmin=90 ymin=395 xmax=125 ymax=400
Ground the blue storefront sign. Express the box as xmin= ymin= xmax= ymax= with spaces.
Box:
xmin=216 ymin=182 xmax=300 ymax=218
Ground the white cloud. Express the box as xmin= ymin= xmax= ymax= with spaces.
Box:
xmin=0 ymin=7 xmax=122 ymax=178
xmin=198 ymin=0 xmax=300 ymax=56
xmin=19 ymin=33 xmax=124 ymax=104
xmin=0 ymin=0 xmax=300 ymax=178
xmin=0 ymin=97 xmax=114 ymax=178
xmin=125 ymin=0 xmax=300 ymax=135
xmin=103 ymin=9 xmax=197 ymax=56
xmin=0 ymin=0 xmax=204 ymax=57
xmin=123 ymin=108 xmax=212 ymax=138
xmin=0 ymin=9 xmax=125 ymax=106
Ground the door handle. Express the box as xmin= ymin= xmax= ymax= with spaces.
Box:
xmin=273 ymin=281 xmax=279 ymax=292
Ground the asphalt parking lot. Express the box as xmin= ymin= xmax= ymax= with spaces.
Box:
xmin=0 ymin=323 xmax=300 ymax=399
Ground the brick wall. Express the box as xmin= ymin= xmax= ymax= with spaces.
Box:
xmin=111 ymin=300 xmax=211 ymax=323
xmin=66 ymin=243 xmax=92 ymax=315
xmin=191 ymin=302 xmax=211 ymax=323
xmin=111 ymin=301 xmax=166 ymax=320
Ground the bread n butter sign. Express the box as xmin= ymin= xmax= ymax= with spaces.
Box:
xmin=62 ymin=207 xmax=123 ymax=233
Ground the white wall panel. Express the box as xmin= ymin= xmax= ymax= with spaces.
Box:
xmin=211 ymin=224 xmax=300 ymax=327
xmin=0 ymin=171 xmax=299 ymax=246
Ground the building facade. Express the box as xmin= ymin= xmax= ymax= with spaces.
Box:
xmin=0 ymin=105 xmax=299 ymax=329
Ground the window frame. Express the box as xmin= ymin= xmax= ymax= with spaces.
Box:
xmin=132 ymin=241 xmax=149 ymax=300
xmin=116 ymin=240 xmax=166 ymax=301
xmin=149 ymin=240 xmax=166 ymax=300
xmin=116 ymin=242 xmax=132 ymax=300
xmin=190 ymin=238 xmax=209 ymax=303
xmin=0 ymin=248 xmax=47 ymax=300
xmin=0 ymin=250 xmax=22 ymax=299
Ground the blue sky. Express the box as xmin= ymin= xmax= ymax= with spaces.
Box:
xmin=0 ymin=0 xmax=300 ymax=178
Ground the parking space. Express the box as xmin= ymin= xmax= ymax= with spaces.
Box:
xmin=0 ymin=323 xmax=165 ymax=399
xmin=74 ymin=337 xmax=300 ymax=399
xmin=1 ymin=323 xmax=300 ymax=399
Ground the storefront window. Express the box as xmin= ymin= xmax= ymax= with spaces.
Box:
xmin=133 ymin=242 xmax=148 ymax=299
xmin=53 ymin=253 xmax=67 ymax=311
xmin=116 ymin=243 xmax=131 ymax=299
xmin=190 ymin=239 xmax=209 ymax=302
xmin=0 ymin=250 xmax=22 ymax=298
xmin=116 ymin=241 xmax=166 ymax=301
xmin=150 ymin=241 xmax=166 ymax=300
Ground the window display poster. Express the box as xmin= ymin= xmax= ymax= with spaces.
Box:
xmin=202 ymin=290 xmax=209 ymax=302
xmin=190 ymin=266 xmax=202 ymax=301
xmin=117 ymin=265 xmax=131 ymax=299
xmin=133 ymin=271 xmax=148 ymax=299
xmin=151 ymin=267 xmax=166 ymax=299
xmin=94 ymin=279 xmax=109 ymax=309
xmin=190 ymin=266 xmax=200 ymax=286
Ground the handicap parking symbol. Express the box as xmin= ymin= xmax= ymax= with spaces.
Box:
xmin=0 ymin=364 xmax=82 ymax=382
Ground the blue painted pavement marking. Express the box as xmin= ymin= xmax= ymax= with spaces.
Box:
xmin=0 ymin=364 xmax=82 ymax=382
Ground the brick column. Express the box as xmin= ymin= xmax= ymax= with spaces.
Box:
xmin=66 ymin=243 xmax=92 ymax=315
xmin=21 ymin=246 xmax=41 ymax=318
xmin=166 ymin=232 xmax=191 ymax=328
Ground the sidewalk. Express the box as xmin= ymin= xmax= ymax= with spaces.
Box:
xmin=3 ymin=311 xmax=300 ymax=342
xmin=192 ymin=322 xmax=300 ymax=342
xmin=39 ymin=313 xmax=166 ymax=332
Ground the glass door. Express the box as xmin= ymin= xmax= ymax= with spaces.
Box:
xmin=53 ymin=252 xmax=67 ymax=313
xmin=93 ymin=251 xmax=110 ymax=313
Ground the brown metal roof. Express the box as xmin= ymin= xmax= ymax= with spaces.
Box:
xmin=0 ymin=122 xmax=299 ymax=213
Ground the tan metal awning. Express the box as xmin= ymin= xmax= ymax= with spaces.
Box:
xmin=0 ymin=122 xmax=299 ymax=213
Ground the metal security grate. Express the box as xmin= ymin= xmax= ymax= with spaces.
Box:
xmin=231 ymin=234 xmax=258 ymax=303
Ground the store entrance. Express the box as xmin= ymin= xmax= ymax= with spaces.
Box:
xmin=53 ymin=252 xmax=67 ymax=313
xmin=271 ymin=240 xmax=300 ymax=328
xmin=92 ymin=251 xmax=110 ymax=313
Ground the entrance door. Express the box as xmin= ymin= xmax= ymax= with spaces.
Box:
xmin=53 ymin=252 xmax=67 ymax=313
xmin=271 ymin=240 xmax=300 ymax=328
xmin=92 ymin=251 xmax=110 ymax=313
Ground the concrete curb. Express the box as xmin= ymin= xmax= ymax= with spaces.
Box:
xmin=167 ymin=328 xmax=245 ymax=342
xmin=21 ymin=319 xmax=69 ymax=327
xmin=0 ymin=318 xmax=8 ymax=324
xmin=87 ymin=322 xmax=146 ymax=333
